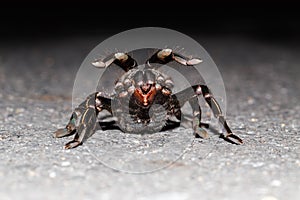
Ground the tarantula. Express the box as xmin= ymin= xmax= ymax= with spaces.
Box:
xmin=54 ymin=48 xmax=243 ymax=149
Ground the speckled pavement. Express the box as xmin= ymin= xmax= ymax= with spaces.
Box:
xmin=0 ymin=35 xmax=299 ymax=200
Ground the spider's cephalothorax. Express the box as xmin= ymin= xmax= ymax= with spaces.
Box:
xmin=111 ymin=67 xmax=180 ymax=134
xmin=54 ymin=48 xmax=243 ymax=149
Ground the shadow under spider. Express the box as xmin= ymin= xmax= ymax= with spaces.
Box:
xmin=98 ymin=119 xmax=239 ymax=144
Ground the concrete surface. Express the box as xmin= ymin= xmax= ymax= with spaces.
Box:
xmin=0 ymin=34 xmax=299 ymax=200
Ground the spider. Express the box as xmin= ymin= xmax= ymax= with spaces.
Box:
xmin=54 ymin=48 xmax=243 ymax=149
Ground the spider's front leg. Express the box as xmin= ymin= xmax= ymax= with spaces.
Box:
xmin=147 ymin=48 xmax=202 ymax=66
xmin=54 ymin=92 xmax=111 ymax=149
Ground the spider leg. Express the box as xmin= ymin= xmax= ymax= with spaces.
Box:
xmin=189 ymin=97 xmax=210 ymax=138
xmin=148 ymin=48 xmax=208 ymax=136
xmin=54 ymin=92 xmax=112 ymax=149
xmin=92 ymin=52 xmax=137 ymax=72
xmin=53 ymin=93 xmax=96 ymax=138
xmin=172 ymin=88 xmax=209 ymax=138
xmin=195 ymin=85 xmax=243 ymax=144
xmin=147 ymin=48 xmax=202 ymax=66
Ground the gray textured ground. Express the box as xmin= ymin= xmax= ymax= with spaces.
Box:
xmin=0 ymin=34 xmax=299 ymax=200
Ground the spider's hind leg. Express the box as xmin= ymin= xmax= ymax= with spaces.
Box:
xmin=195 ymin=85 xmax=243 ymax=144
xmin=54 ymin=92 xmax=112 ymax=149
xmin=189 ymin=97 xmax=210 ymax=139
xmin=172 ymin=88 xmax=209 ymax=138
xmin=53 ymin=93 xmax=96 ymax=139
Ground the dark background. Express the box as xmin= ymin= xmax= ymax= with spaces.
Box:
xmin=1 ymin=0 xmax=299 ymax=41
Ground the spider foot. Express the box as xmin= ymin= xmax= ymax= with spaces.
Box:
xmin=220 ymin=133 xmax=243 ymax=145
xmin=192 ymin=117 xmax=209 ymax=138
xmin=53 ymin=128 xmax=75 ymax=138
xmin=64 ymin=140 xmax=82 ymax=149
xmin=194 ymin=127 xmax=209 ymax=139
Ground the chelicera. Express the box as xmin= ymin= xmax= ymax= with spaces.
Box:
xmin=54 ymin=48 xmax=243 ymax=149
